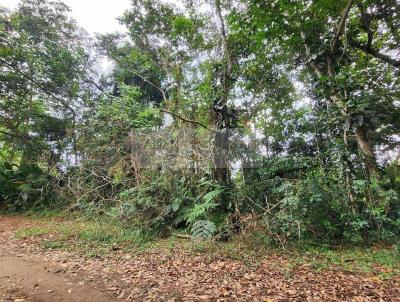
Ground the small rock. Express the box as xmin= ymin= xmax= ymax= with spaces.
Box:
xmin=47 ymin=290 xmax=53 ymax=293
xmin=117 ymin=290 xmax=125 ymax=299
xmin=14 ymin=299 xmax=25 ymax=302
xmin=52 ymin=268 xmax=63 ymax=274
xmin=107 ymin=287 xmax=118 ymax=291
xmin=67 ymin=289 xmax=72 ymax=294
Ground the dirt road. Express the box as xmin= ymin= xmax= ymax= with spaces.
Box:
xmin=0 ymin=217 xmax=113 ymax=302
xmin=0 ymin=255 xmax=112 ymax=302
xmin=1 ymin=216 xmax=400 ymax=301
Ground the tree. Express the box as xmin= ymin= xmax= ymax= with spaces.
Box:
xmin=0 ymin=0 xmax=91 ymax=167
xmin=231 ymin=0 xmax=400 ymax=200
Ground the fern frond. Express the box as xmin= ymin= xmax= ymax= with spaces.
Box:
xmin=191 ymin=220 xmax=216 ymax=239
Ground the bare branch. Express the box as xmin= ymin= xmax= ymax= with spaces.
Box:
xmin=160 ymin=109 xmax=215 ymax=132
xmin=83 ymin=78 xmax=104 ymax=92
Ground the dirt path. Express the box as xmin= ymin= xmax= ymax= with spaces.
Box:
xmin=1 ymin=215 xmax=400 ymax=301
xmin=0 ymin=255 xmax=112 ymax=302
xmin=0 ymin=217 xmax=113 ymax=302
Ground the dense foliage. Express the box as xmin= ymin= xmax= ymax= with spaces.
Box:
xmin=1 ymin=0 xmax=399 ymax=244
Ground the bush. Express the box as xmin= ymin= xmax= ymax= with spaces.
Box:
xmin=0 ymin=163 xmax=61 ymax=212
xmin=116 ymin=173 xmax=227 ymax=236
xmin=235 ymin=158 xmax=400 ymax=245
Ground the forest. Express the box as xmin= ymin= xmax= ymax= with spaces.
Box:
xmin=1 ymin=0 xmax=400 ymax=257
xmin=1 ymin=0 xmax=400 ymax=300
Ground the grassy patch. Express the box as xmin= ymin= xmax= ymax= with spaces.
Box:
xmin=42 ymin=240 xmax=65 ymax=249
xmin=24 ymin=209 xmax=68 ymax=219
xmin=16 ymin=225 xmax=54 ymax=238
xmin=293 ymin=246 xmax=400 ymax=278
xmin=15 ymin=216 xmax=154 ymax=255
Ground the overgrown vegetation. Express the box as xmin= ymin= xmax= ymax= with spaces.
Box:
xmin=1 ymin=0 xmax=400 ymax=248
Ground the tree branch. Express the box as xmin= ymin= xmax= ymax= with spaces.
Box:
xmin=0 ymin=129 xmax=20 ymax=139
xmin=300 ymin=31 xmax=323 ymax=77
xmin=0 ymin=58 xmax=76 ymax=117
xmin=349 ymin=38 xmax=400 ymax=68
xmin=215 ymin=0 xmax=233 ymax=107
xmin=83 ymin=78 xmax=104 ymax=92
xmin=110 ymin=55 xmax=168 ymax=103
xmin=107 ymin=55 xmax=216 ymax=132
xmin=160 ymin=109 xmax=215 ymax=132
xmin=0 ymin=129 xmax=32 ymax=144
xmin=215 ymin=0 xmax=232 ymax=75
xmin=357 ymin=3 xmax=373 ymax=49
xmin=330 ymin=0 xmax=354 ymax=54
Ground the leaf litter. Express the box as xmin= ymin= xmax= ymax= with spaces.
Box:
xmin=0 ymin=216 xmax=399 ymax=301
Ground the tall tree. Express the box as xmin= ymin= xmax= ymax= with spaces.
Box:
xmin=0 ymin=0 xmax=90 ymax=167
xmin=230 ymin=0 xmax=400 ymax=202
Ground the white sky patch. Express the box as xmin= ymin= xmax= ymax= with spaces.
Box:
xmin=1 ymin=0 xmax=131 ymax=34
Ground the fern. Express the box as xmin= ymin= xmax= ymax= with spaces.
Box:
xmin=184 ymin=187 xmax=224 ymax=223
xmin=185 ymin=201 xmax=218 ymax=223
xmin=191 ymin=220 xmax=216 ymax=239
xmin=203 ymin=188 xmax=224 ymax=203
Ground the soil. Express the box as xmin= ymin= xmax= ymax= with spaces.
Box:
xmin=1 ymin=215 xmax=400 ymax=302
xmin=0 ymin=216 xmax=112 ymax=302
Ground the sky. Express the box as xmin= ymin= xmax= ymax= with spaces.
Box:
xmin=1 ymin=0 xmax=132 ymax=34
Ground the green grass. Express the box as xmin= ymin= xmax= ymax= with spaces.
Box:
xmin=42 ymin=240 xmax=65 ymax=249
xmin=16 ymin=225 xmax=54 ymax=238
xmin=15 ymin=215 xmax=154 ymax=256
xmin=24 ymin=208 xmax=68 ymax=219
xmin=292 ymin=246 xmax=400 ymax=278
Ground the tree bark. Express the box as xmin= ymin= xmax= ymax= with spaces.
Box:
xmin=212 ymin=0 xmax=234 ymax=187
xmin=355 ymin=126 xmax=380 ymax=179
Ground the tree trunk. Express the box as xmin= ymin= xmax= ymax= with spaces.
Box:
xmin=211 ymin=0 xmax=233 ymax=188
xmin=213 ymin=127 xmax=230 ymax=185
xmin=355 ymin=126 xmax=380 ymax=179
